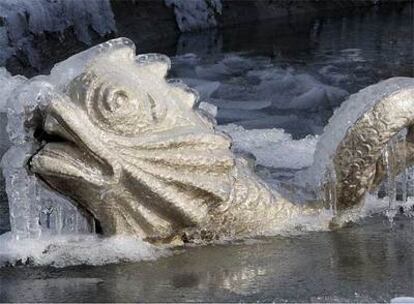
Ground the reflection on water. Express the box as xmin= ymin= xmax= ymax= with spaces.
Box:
xmin=1 ymin=216 xmax=414 ymax=302
xmin=173 ymin=4 xmax=413 ymax=85
xmin=169 ymin=4 xmax=413 ymax=138
xmin=1 ymin=4 xmax=414 ymax=303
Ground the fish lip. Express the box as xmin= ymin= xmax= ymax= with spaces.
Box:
xmin=30 ymin=142 xmax=109 ymax=186
xmin=37 ymin=98 xmax=121 ymax=181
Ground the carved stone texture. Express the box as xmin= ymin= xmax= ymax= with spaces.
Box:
xmin=334 ymin=80 xmax=414 ymax=210
xmin=28 ymin=38 xmax=414 ymax=240
xmin=29 ymin=38 xmax=309 ymax=241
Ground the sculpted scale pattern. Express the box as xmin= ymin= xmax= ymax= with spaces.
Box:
xmin=25 ymin=38 xmax=414 ymax=241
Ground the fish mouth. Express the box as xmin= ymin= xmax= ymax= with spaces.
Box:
xmin=30 ymin=142 xmax=109 ymax=186
xmin=30 ymin=97 xmax=120 ymax=185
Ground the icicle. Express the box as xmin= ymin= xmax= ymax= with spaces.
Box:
xmin=407 ymin=167 xmax=414 ymax=198
xmin=383 ymin=138 xmax=397 ymax=224
xmin=321 ymin=166 xmax=337 ymax=216
xmin=397 ymin=131 xmax=408 ymax=203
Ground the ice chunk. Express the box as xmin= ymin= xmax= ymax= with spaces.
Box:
xmin=299 ymin=77 xmax=414 ymax=188
xmin=195 ymin=55 xmax=254 ymax=80
xmin=198 ymin=101 xmax=217 ymax=117
xmin=0 ymin=68 xmax=26 ymax=112
xmin=0 ymin=39 xmax=137 ymax=240
xmin=219 ymin=124 xmax=318 ymax=170
xmin=209 ymin=98 xmax=271 ymax=110
xmin=0 ymin=232 xmax=167 ymax=268
xmin=0 ymin=0 xmax=116 ymax=67
xmin=391 ymin=297 xmax=414 ymax=303
xmin=165 ymin=0 xmax=222 ymax=32
xmin=180 ymin=78 xmax=220 ymax=100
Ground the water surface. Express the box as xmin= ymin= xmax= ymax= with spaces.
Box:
xmin=1 ymin=216 xmax=414 ymax=302
xmin=1 ymin=4 xmax=414 ymax=303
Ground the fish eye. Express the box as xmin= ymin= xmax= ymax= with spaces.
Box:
xmin=105 ymin=90 xmax=129 ymax=112
xmin=113 ymin=91 xmax=128 ymax=108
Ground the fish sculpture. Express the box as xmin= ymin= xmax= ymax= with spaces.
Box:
xmin=26 ymin=38 xmax=414 ymax=242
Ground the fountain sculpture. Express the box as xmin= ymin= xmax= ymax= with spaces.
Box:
xmin=2 ymin=38 xmax=414 ymax=243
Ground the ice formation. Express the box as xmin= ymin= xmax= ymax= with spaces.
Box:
xmin=0 ymin=39 xmax=334 ymax=266
xmin=300 ymin=78 xmax=414 ymax=186
xmin=0 ymin=0 xmax=116 ymax=67
xmin=25 ymin=38 xmax=324 ymax=241
xmin=0 ymin=232 xmax=166 ymax=267
xmin=1 ymin=35 xmax=414 ymax=265
xmin=165 ymin=0 xmax=222 ymax=32
xmin=218 ymin=124 xmax=318 ymax=170
xmin=296 ymin=77 xmax=414 ymax=226
xmin=0 ymin=38 xmax=121 ymax=239
xmin=172 ymin=53 xmax=349 ymax=135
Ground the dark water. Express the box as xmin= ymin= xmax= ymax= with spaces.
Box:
xmin=1 ymin=216 xmax=414 ymax=303
xmin=1 ymin=4 xmax=414 ymax=303
xmin=169 ymin=3 xmax=413 ymax=138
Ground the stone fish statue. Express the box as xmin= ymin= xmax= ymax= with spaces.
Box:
xmin=29 ymin=38 xmax=309 ymax=241
xmin=26 ymin=38 xmax=414 ymax=242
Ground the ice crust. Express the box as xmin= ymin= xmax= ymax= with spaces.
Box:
xmin=219 ymin=124 xmax=318 ymax=170
xmin=299 ymin=77 xmax=414 ymax=188
xmin=0 ymin=232 xmax=167 ymax=267
xmin=172 ymin=53 xmax=349 ymax=135
xmin=0 ymin=39 xmax=413 ymax=266
xmin=0 ymin=0 xmax=116 ymax=67
xmin=391 ymin=297 xmax=414 ymax=303
xmin=0 ymin=68 xmax=26 ymax=111
xmin=165 ymin=0 xmax=222 ymax=32
xmin=0 ymin=39 xmax=138 ymax=240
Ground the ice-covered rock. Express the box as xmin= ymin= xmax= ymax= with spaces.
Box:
xmin=165 ymin=0 xmax=222 ymax=32
xmin=0 ymin=0 xmax=116 ymax=68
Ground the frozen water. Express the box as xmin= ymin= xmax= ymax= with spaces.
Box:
xmin=165 ymin=0 xmax=222 ymax=32
xmin=0 ymin=232 xmax=167 ymax=267
xmin=391 ymin=297 xmax=414 ymax=303
xmin=0 ymin=0 xmax=116 ymax=68
xmin=219 ymin=124 xmax=317 ymax=170
xmin=0 ymin=68 xmax=26 ymax=112
xmin=0 ymin=39 xmax=138 ymax=239
xmin=299 ymin=78 xmax=414 ymax=189
xmin=179 ymin=77 xmax=220 ymax=100
xmin=172 ymin=53 xmax=349 ymax=137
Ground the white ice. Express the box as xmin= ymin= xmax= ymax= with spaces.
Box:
xmin=299 ymin=77 xmax=414 ymax=188
xmin=0 ymin=0 xmax=116 ymax=67
xmin=0 ymin=68 xmax=26 ymax=112
xmin=0 ymin=232 xmax=168 ymax=268
xmin=391 ymin=297 xmax=414 ymax=303
xmin=219 ymin=124 xmax=318 ymax=170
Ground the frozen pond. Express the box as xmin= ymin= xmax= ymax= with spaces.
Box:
xmin=1 ymin=216 xmax=414 ymax=302
xmin=1 ymin=3 xmax=414 ymax=302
